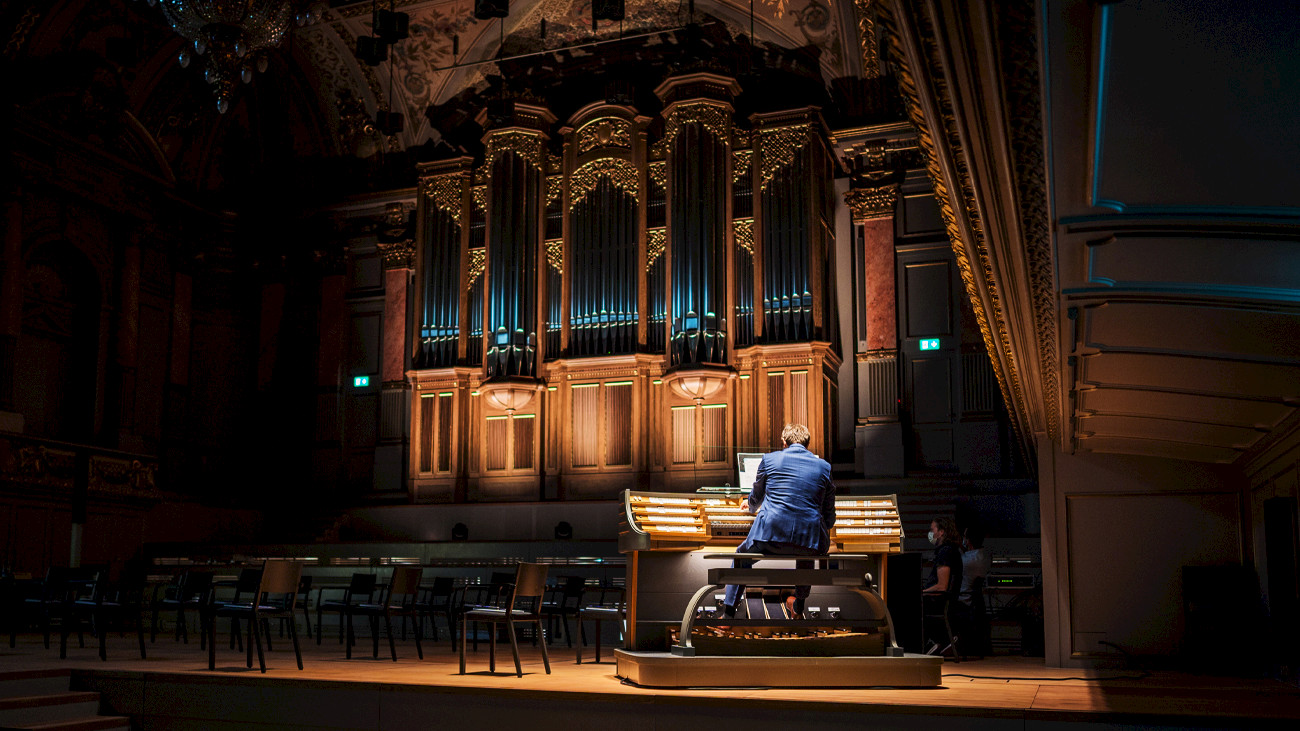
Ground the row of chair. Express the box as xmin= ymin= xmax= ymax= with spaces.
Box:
xmin=4 ymin=562 xmax=627 ymax=677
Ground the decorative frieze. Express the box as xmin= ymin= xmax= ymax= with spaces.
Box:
xmin=646 ymin=228 xmax=666 ymax=270
xmin=734 ymin=218 xmax=754 ymax=254
xmin=420 ymin=174 xmax=465 ymax=224
xmin=377 ymin=239 xmax=415 ymax=269
xmin=651 ymin=101 xmax=733 ymax=157
xmin=576 ymin=117 xmax=632 ymax=155
xmin=648 ymin=161 xmax=667 ymax=192
xmin=468 ymin=247 xmax=486 ymax=282
xmin=484 ymin=130 xmax=547 ymax=174
xmin=758 ymin=123 xmax=814 ymax=190
xmin=546 ymin=239 xmax=564 ymax=274
xmin=733 ymin=149 xmax=753 ymax=184
xmin=844 ymin=184 xmax=899 ymax=221
xmin=569 ymin=158 xmax=640 ymax=208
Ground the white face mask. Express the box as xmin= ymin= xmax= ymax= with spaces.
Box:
xmin=927 ymin=530 xmax=937 ymax=545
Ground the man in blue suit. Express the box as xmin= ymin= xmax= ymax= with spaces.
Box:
xmin=723 ymin=423 xmax=837 ymax=618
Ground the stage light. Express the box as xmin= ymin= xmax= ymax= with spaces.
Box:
xmin=357 ymin=35 xmax=388 ymax=66
xmin=451 ymin=522 xmax=469 ymax=541
xmin=375 ymin=9 xmax=409 ymax=41
xmin=555 ymin=521 xmax=574 ymax=540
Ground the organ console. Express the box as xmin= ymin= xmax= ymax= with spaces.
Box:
xmin=618 ymin=488 xmax=904 ymax=652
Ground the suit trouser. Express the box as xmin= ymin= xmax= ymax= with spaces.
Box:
xmin=723 ymin=540 xmax=825 ymax=609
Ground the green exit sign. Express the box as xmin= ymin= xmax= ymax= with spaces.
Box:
xmin=920 ymin=339 xmax=941 ymax=351
xmin=353 ymin=376 xmax=370 ymax=388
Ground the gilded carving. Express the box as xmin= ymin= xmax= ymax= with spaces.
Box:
xmin=734 ymin=218 xmax=754 ymax=254
xmin=646 ymin=228 xmax=666 ymax=270
xmin=758 ymin=124 xmax=813 ymax=190
xmin=843 ymin=184 xmax=899 ymax=220
xmin=546 ymin=239 xmax=564 ymax=274
xmin=651 ymin=101 xmax=733 ymax=157
xmin=547 ymin=175 xmax=562 ymax=205
xmin=576 ymin=117 xmax=632 ymax=155
xmin=484 ymin=130 xmax=547 ymax=173
xmin=733 ymin=149 xmax=753 ymax=184
xmin=471 ymin=185 xmax=486 ymax=213
xmin=881 ymin=1 xmax=1044 ymax=443
xmin=852 ymin=0 xmax=882 ymax=79
xmin=568 ymin=158 xmax=640 ymax=209
xmin=420 ymin=174 xmax=464 ymax=225
xmin=648 ymin=161 xmax=667 ymax=192
xmin=377 ymin=239 xmax=416 ymax=269
xmin=468 ymin=247 xmax=486 ymax=282
xmin=89 ymin=456 xmax=160 ymax=498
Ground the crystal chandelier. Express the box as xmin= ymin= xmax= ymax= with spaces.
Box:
xmin=140 ymin=0 xmax=325 ymax=113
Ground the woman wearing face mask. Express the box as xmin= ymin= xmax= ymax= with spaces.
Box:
xmin=923 ymin=517 xmax=963 ymax=599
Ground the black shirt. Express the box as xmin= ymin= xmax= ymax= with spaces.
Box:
xmin=928 ymin=543 xmax=964 ymax=599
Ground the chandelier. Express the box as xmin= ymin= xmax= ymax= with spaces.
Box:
xmin=141 ymin=0 xmax=325 ymax=113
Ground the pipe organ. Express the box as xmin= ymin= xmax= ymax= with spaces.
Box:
xmin=409 ymin=73 xmax=842 ymax=502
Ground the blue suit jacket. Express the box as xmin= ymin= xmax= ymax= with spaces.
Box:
xmin=743 ymin=444 xmax=837 ymax=554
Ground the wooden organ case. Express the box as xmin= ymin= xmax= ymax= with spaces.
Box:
xmin=618 ymin=488 xmax=904 ymax=651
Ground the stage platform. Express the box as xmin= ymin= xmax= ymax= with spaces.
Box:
xmin=0 ymin=633 xmax=1297 ymax=730
xmin=615 ymin=649 xmax=943 ymax=688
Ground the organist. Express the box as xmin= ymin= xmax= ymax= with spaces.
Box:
xmin=721 ymin=423 xmax=837 ymax=619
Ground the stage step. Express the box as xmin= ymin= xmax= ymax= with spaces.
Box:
xmin=0 ymin=670 xmax=130 ymax=731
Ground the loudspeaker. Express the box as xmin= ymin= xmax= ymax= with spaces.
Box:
xmin=375 ymin=10 xmax=409 ymax=42
xmin=886 ymin=552 xmax=923 ymax=653
xmin=356 ymin=35 xmax=388 ymax=66
xmin=593 ymin=0 xmax=625 ymax=22
xmin=473 ymin=0 xmax=508 ymax=20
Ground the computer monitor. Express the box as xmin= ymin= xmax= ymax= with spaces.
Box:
xmin=737 ymin=452 xmax=763 ymax=493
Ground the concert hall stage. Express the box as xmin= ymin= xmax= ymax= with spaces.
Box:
xmin=1 ymin=634 xmax=1297 ymax=730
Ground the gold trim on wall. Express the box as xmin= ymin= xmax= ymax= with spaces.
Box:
xmin=568 ymin=158 xmax=641 ymax=209
xmin=646 ymin=228 xmax=666 ymax=270
xmin=420 ymin=174 xmax=465 ymax=225
xmin=758 ymin=123 xmax=813 ymax=191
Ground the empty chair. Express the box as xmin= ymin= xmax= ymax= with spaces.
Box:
xmin=541 ymin=575 xmax=587 ymax=647
xmin=459 ymin=563 xmax=550 ymax=677
xmin=153 ymin=571 xmax=213 ymax=646
xmin=576 ymin=585 xmax=626 ymax=664
xmin=316 ymin=573 xmax=377 ymax=646
xmin=208 ymin=561 xmax=304 ymax=673
xmin=415 ymin=576 xmax=459 ymax=647
xmin=345 ymin=566 xmax=423 ymax=661
xmin=65 ymin=565 xmax=148 ymax=661
xmin=278 ymin=574 xmax=313 ymax=640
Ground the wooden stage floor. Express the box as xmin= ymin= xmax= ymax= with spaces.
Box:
xmin=1 ymin=632 xmax=1297 ymax=730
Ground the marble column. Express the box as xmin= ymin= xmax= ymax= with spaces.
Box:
xmin=374 ymin=235 xmax=414 ymax=495
xmin=846 ymin=184 xmax=904 ymax=476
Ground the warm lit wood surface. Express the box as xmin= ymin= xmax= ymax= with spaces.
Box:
xmin=1 ymin=633 xmax=1297 ymax=725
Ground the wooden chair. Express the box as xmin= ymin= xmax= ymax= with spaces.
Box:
xmin=576 ymin=585 xmax=626 ymax=664
xmin=208 ymin=561 xmax=304 ymax=673
xmin=65 ymin=564 xmax=148 ymax=661
xmin=541 ymin=575 xmax=587 ymax=647
xmin=317 ymin=573 xmax=376 ymax=646
xmin=345 ymin=566 xmax=423 ymax=661
xmin=459 ymin=563 xmax=550 ymax=677
xmin=415 ymin=576 xmax=459 ymax=647
xmin=152 ymin=571 xmax=213 ymax=646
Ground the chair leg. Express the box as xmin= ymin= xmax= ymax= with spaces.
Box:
xmin=562 ymin=614 xmax=573 ymax=648
xmin=316 ymin=607 xmax=324 ymax=645
xmin=262 ymin=618 xmax=273 ymax=652
xmin=303 ymin=605 xmax=313 ymax=640
xmin=136 ymin=610 xmax=146 ymax=660
xmin=412 ymin=614 xmax=423 ymax=660
xmin=59 ymin=617 xmax=68 ymax=659
xmin=208 ymin=613 xmax=217 ymax=670
xmin=345 ymin=613 xmax=354 ymax=659
xmin=576 ymin=620 xmax=584 ymax=665
xmin=149 ymin=603 xmax=158 ymax=643
xmin=537 ymin=620 xmax=550 ymax=674
xmin=488 ymin=621 xmax=496 ymax=673
xmin=288 ymin=615 xmax=303 ymax=670
xmin=252 ymin=613 xmax=266 ymax=673
xmin=458 ymin=614 xmax=467 ymax=674
xmin=98 ymin=609 xmax=107 ymax=661
xmin=505 ymin=620 xmax=522 ymax=677
xmin=594 ymin=619 xmax=603 ymax=663
xmin=385 ymin=613 xmax=397 ymax=662
xmin=373 ymin=614 xmax=381 ymax=659
xmin=245 ymin=616 xmax=254 ymax=669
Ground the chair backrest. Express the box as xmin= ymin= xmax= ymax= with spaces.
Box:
xmin=258 ymin=561 xmax=303 ymax=610
xmin=346 ymin=573 xmax=377 ymax=603
xmin=429 ymin=575 xmax=454 ymax=599
xmin=559 ymin=576 xmax=587 ymax=608
xmin=508 ymin=563 xmax=548 ymax=613
xmin=297 ymin=574 xmax=313 ymax=596
xmin=387 ymin=567 xmax=423 ymax=607
xmin=183 ymin=572 xmax=214 ymax=602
